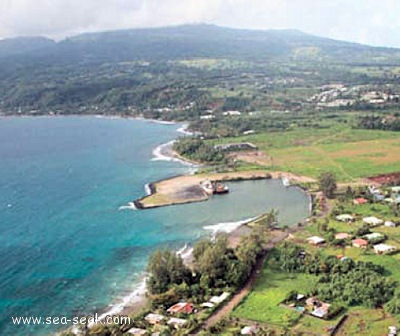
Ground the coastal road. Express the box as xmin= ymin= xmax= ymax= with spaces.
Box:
xmin=193 ymin=230 xmax=289 ymax=334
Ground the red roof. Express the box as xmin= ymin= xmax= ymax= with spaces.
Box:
xmin=352 ymin=238 xmax=368 ymax=246
xmin=167 ymin=302 xmax=194 ymax=314
xmin=353 ymin=198 xmax=368 ymax=205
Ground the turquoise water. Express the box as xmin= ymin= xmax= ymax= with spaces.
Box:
xmin=0 ymin=117 xmax=310 ymax=335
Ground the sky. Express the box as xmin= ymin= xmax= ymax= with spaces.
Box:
xmin=0 ymin=0 xmax=399 ymax=47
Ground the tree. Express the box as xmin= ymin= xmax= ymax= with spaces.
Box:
xmin=261 ymin=209 xmax=279 ymax=229
xmin=147 ymin=250 xmax=192 ymax=294
xmin=386 ymin=292 xmax=400 ymax=314
xmin=318 ymin=172 xmax=337 ymax=198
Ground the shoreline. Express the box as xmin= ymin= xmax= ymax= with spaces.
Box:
xmin=56 ymin=118 xmax=314 ymax=335
xmin=82 ymin=214 xmax=294 ymax=332
xmin=134 ymin=170 xmax=314 ymax=209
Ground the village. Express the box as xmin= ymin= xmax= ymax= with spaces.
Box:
xmin=101 ymin=179 xmax=400 ymax=336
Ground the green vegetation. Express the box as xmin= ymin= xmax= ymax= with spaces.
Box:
xmin=210 ymin=127 xmax=400 ymax=181
xmin=173 ymin=137 xmax=225 ymax=164
xmin=233 ymin=265 xmax=318 ymax=326
xmin=318 ymin=172 xmax=337 ymax=198
xmin=147 ymin=250 xmax=192 ymax=294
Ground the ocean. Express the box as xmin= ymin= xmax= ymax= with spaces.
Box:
xmin=0 ymin=116 xmax=310 ymax=335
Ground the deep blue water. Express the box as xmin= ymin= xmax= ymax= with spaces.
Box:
xmin=0 ymin=116 xmax=310 ymax=335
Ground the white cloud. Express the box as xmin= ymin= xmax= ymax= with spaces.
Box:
xmin=0 ymin=0 xmax=400 ymax=47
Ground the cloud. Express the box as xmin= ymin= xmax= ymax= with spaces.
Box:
xmin=0 ymin=0 xmax=400 ymax=47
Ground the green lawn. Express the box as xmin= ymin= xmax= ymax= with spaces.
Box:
xmin=211 ymin=127 xmax=400 ymax=182
xmin=232 ymin=264 xmax=318 ymax=326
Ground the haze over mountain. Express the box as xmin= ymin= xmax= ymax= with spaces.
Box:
xmin=0 ymin=24 xmax=399 ymax=116
xmin=0 ymin=24 xmax=399 ymax=63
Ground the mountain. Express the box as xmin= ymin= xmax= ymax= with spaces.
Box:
xmin=2 ymin=24 xmax=399 ymax=64
xmin=0 ymin=24 xmax=399 ymax=115
xmin=0 ymin=36 xmax=55 ymax=58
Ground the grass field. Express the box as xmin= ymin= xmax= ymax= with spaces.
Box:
xmin=212 ymin=127 xmax=400 ymax=182
xmin=232 ymin=262 xmax=318 ymax=327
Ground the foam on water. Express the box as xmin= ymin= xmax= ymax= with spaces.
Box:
xmin=203 ymin=216 xmax=259 ymax=237
xmin=89 ymin=277 xmax=147 ymax=328
xmin=151 ymin=140 xmax=196 ymax=166
xmin=118 ymin=202 xmax=138 ymax=211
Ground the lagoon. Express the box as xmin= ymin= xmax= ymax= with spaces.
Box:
xmin=0 ymin=116 xmax=310 ymax=335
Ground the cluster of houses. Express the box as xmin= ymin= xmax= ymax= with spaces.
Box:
xmin=308 ymin=84 xmax=400 ymax=109
xmin=307 ymin=212 xmax=399 ymax=255
xmin=127 ymin=302 xmax=194 ymax=335
xmin=126 ymin=293 xmax=230 ymax=335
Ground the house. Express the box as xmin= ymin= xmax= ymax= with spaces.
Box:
xmin=296 ymin=294 xmax=305 ymax=300
xmin=200 ymin=115 xmax=214 ymax=120
xmin=353 ymin=197 xmax=368 ymax=205
xmin=373 ymin=243 xmax=397 ymax=254
xmin=127 ymin=327 xmax=148 ymax=335
xmin=201 ymin=302 xmax=214 ymax=308
xmin=307 ymin=236 xmax=325 ymax=245
xmin=167 ymin=317 xmax=187 ymax=329
xmin=352 ymin=238 xmax=368 ymax=248
xmin=306 ymin=297 xmax=330 ymax=318
xmin=385 ymin=221 xmax=397 ymax=227
xmin=312 ymin=305 xmax=330 ymax=318
xmin=210 ymin=292 xmax=230 ymax=305
xmin=388 ymin=325 xmax=397 ymax=336
xmin=214 ymin=142 xmax=257 ymax=152
xmin=144 ymin=313 xmax=165 ymax=325
xmin=335 ymin=233 xmax=351 ymax=240
xmin=336 ymin=214 xmax=354 ymax=222
xmin=167 ymin=302 xmax=194 ymax=314
xmin=241 ymin=326 xmax=257 ymax=335
xmin=223 ymin=110 xmax=241 ymax=116
xmin=364 ymin=232 xmax=385 ymax=242
xmin=363 ymin=216 xmax=383 ymax=226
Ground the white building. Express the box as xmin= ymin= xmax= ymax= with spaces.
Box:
xmin=373 ymin=243 xmax=397 ymax=254
xmin=307 ymin=236 xmax=326 ymax=245
xmin=385 ymin=221 xmax=397 ymax=227
xmin=167 ymin=317 xmax=187 ymax=328
xmin=336 ymin=214 xmax=354 ymax=222
xmin=127 ymin=327 xmax=148 ymax=335
xmin=363 ymin=216 xmax=383 ymax=226
xmin=210 ymin=292 xmax=230 ymax=305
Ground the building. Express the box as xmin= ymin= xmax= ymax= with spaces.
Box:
xmin=167 ymin=302 xmax=194 ymax=314
xmin=306 ymin=297 xmax=330 ymax=319
xmin=364 ymin=232 xmax=385 ymax=242
xmin=353 ymin=197 xmax=368 ymax=205
xmin=241 ymin=326 xmax=257 ymax=335
xmin=307 ymin=236 xmax=326 ymax=245
xmin=210 ymin=292 xmax=230 ymax=305
xmin=373 ymin=243 xmax=397 ymax=254
xmin=352 ymin=238 xmax=368 ymax=248
xmin=223 ymin=110 xmax=241 ymax=116
xmin=201 ymin=302 xmax=214 ymax=308
xmin=336 ymin=214 xmax=354 ymax=222
xmin=144 ymin=313 xmax=165 ymax=325
xmin=127 ymin=327 xmax=148 ymax=335
xmin=167 ymin=317 xmax=187 ymax=329
xmin=385 ymin=221 xmax=397 ymax=227
xmin=363 ymin=216 xmax=384 ymax=226
xmin=214 ymin=142 xmax=257 ymax=152
xmin=335 ymin=233 xmax=351 ymax=240
xmin=388 ymin=325 xmax=397 ymax=336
